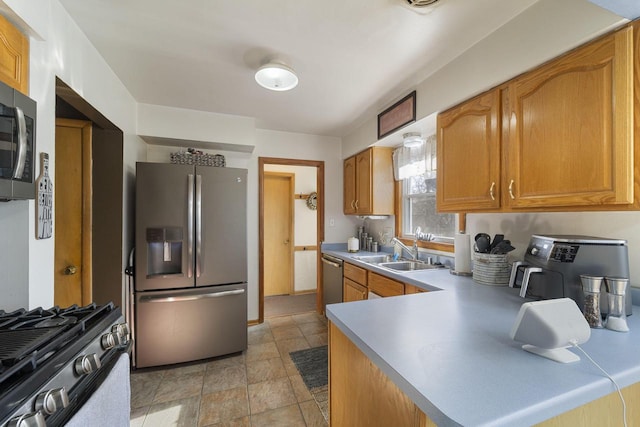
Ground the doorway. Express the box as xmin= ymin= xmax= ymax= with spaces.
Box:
xmin=54 ymin=78 xmax=124 ymax=308
xmin=258 ymin=157 xmax=324 ymax=324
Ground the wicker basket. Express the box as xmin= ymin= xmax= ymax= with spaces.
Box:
xmin=472 ymin=253 xmax=511 ymax=286
xmin=170 ymin=151 xmax=225 ymax=167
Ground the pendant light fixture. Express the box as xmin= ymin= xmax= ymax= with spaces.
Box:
xmin=255 ymin=59 xmax=298 ymax=91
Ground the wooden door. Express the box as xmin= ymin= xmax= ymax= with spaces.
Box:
xmin=54 ymin=119 xmax=93 ymax=307
xmin=264 ymin=173 xmax=294 ymax=296
xmin=355 ymin=149 xmax=372 ymax=214
xmin=437 ymin=89 xmax=501 ymax=212
xmin=343 ymin=155 xmax=357 ymax=214
xmin=506 ymin=27 xmax=633 ymax=208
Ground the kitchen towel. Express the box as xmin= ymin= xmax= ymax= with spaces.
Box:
xmin=454 ymin=233 xmax=472 ymax=274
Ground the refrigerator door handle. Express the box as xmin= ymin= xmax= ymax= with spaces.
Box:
xmin=196 ymin=174 xmax=202 ymax=278
xmin=139 ymin=289 xmax=245 ymax=303
xmin=187 ymin=174 xmax=194 ymax=278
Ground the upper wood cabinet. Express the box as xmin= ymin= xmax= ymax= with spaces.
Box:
xmin=437 ymin=89 xmax=501 ymax=212
xmin=0 ymin=14 xmax=28 ymax=94
xmin=505 ymin=27 xmax=633 ymax=208
xmin=343 ymin=147 xmax=394 ymax=215
xmin=437 ymin=26 xmax=635 ymax=212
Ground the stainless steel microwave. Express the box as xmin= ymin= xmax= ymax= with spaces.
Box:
xmin=0 ymin=80 xmax=36 ymax=201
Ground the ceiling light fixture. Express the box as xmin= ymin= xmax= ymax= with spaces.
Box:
xmin=255 ymin=60 xmax=298 ymax=91
xmin=402 ymin=132 xmax=424 ymax=148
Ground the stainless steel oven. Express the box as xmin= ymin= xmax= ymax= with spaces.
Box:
xmin=0 ymin=80 xmax=36 ymax=201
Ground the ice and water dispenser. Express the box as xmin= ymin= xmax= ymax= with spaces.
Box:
xmin=145 ymin=227 xmax=183 ymax=277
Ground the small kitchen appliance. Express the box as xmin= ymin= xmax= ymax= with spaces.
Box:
xmin=0 ymin=79 xmax=36 ymax=201
xmin=509 ymin=235 xmax=632 ymax=316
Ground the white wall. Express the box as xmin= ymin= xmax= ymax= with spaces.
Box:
xmin=147 ymin=128 xmax=344 ymax=320
xmin=0 ymin=0 xmax=146 ymax=311
xmin=265 ymin=164 xmax=318 ymax=293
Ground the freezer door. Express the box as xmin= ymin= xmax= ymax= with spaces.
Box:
xmin=134 ymin=284 xmax=248 ymax=368
xmin=135 ymin=162 xmax=195 ymax=291
xmin=196 ymin=166 xmax=247 ymax=286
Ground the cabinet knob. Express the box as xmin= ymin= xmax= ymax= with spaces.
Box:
xmin=489 ymin=182 xmax=496 ymax=201
xmin=508 ymin=179 xmax=515 ymax=200
xmin=64 ymin=265 xmax=77 ymax=275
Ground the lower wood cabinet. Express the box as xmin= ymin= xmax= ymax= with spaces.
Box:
xmin=405 ymin=284 xmax=427 ymax=294
xmin=368 ymin=271 xmax=404 ymax=297
xmin=343 ymin=278 xmax=367 ymax=302
xmin=329 ymin=321 xmax=640 ymax=427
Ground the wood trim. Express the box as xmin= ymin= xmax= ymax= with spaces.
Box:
xmin=294 ymin=245 xmax=317 ymax=251
xmin=258 ymin=157 xmax=325 ymax=323
xmin=458 ymin=213 xmax=466 ymax=234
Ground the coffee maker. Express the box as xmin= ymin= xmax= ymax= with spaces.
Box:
xmin=509 ymin=235 xmax=632 ymax=316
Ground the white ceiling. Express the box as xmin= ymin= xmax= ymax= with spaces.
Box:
xmin=58 ymin=0 xmax=542 ymax=138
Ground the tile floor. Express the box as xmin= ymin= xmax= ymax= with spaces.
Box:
xmin=129 ymin=311 xmax=328 ymax=426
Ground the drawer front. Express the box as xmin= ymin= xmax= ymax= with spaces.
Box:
xmin=368 ymin=272 xmax=404 ymax=297
xmin=344 ymin=262 xmax=367 ymax=285
xmin=405 ymin=284 xmax=427 ymax=294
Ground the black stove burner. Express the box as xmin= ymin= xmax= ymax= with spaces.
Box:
xmin=0 ymin=302 xmax=126 ymax=426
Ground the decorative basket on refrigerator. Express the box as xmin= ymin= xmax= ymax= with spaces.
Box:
xmin=170 ymin=150 xmax=225 ymax=167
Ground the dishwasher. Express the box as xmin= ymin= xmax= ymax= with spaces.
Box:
xmin=322 ymin=254 xmax=343 ymax=310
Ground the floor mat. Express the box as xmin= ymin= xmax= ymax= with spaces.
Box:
xmin=290 ymin=345 xmax=328 ymax=421
xmin=264 ymin=293 xmax=317 ymax=318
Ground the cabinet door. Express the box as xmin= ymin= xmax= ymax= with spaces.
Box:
xmin=343 ymin=278 xmax=367 ymax=302
xmin=506 ymin=27 xmax=633 ymax=208
xmin=0 ymin=14 xmax=28 ymax=94
xmin=355 ymin=150 xmax=373 ymax=214
xmin=343 ymin=156 xmax=357 ymax=214
xmin=437 ymin=89 xmax=501 ymax=212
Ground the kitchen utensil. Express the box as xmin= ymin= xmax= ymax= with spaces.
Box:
xmin=604 ymin=277 xmax=629 ymax=332
xmin=489 ymin=234 xmax=504 ymax=251
xmin=474 ymin=233 xmax=491 ymax=253
xmin=580 ymin=275 xmax=603 ymax=328
xmin=490 ymin=240 xmax=515 ymax=254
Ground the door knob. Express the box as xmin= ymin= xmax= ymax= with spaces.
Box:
xmin=64 ymin=265 xmax=77 ymax=275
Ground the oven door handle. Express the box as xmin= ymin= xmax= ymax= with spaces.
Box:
xmin=12 ymin=106 xmax=28 ymax=179
xmin=140 ymin=289 xmax=245 ymax=303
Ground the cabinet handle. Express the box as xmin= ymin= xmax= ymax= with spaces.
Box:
xmin=489 ymin=182 xmax=496 ymax=201
xmin=508 ymin=179 xmax=515 ymax=200
xmin=351 ymin=200 xmax=355 ymax=209
xmin=355 ymin=200 xmax=359 ymax=210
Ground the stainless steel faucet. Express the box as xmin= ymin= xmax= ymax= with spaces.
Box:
xmin=391 ymin=237 xmax=418 ymax=260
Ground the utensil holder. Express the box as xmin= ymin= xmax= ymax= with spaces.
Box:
xmin=472 ymin=253 xmax=510 ymax=286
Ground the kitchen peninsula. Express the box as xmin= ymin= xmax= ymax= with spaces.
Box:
xmin=323 ymin=248 xmax=640 ymax=426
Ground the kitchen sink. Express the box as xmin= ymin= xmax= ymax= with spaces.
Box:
xmin=377 ymin=261 xmax=444 ymax=272
xmin=351 ymin=254 xmax=393 ymax=264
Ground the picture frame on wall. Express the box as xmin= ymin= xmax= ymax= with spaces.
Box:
xmin=377 ymin=91 xmax=416 ymax=139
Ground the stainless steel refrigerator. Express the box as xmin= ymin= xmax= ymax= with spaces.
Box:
xmin=134 ymin=162 xmax=247 ymax=368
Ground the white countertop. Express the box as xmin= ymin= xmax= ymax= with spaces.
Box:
xmin=324 ymin=248 xmax=640 ymax=426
